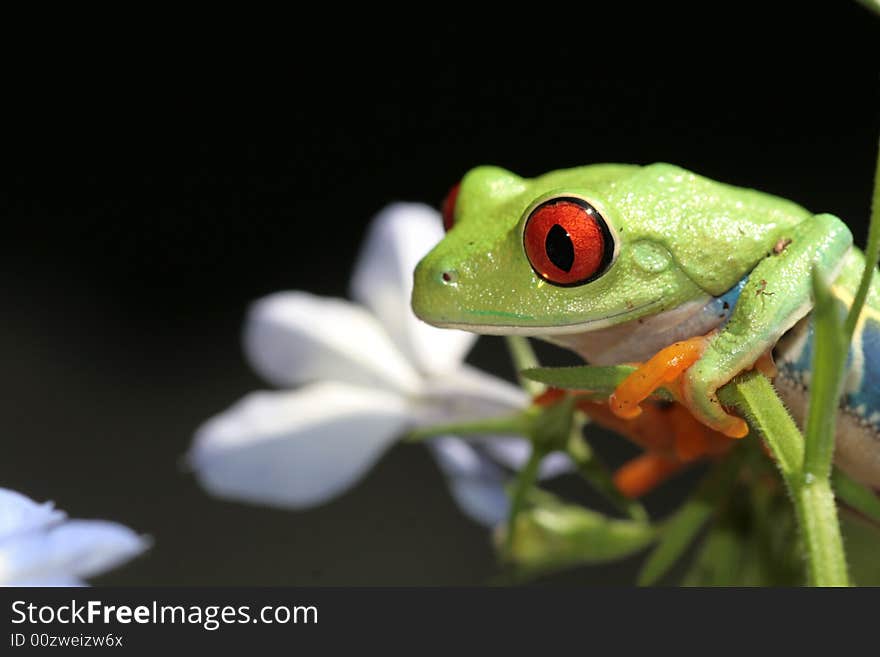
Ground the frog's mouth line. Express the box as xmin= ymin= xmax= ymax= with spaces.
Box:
xmin=425 ymin=297 xmax=666 ymax=336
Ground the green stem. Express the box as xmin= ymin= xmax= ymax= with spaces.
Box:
xmin=718 ymin=372 xmax=803 ymax=480
xmin=720 ymin=372 xmax=848 ymax=586
xmin=502 ymin=446 xmax=546 ymax=559
xmin=841 ymin=134 xmax=880 ymax=343
xmin=794 ymin=478 xmax=849 ymax=586
xmin=505 ymin=336 xmax=544 ymax=396
xmin=404 ymin=413 xmax=531 ymax=443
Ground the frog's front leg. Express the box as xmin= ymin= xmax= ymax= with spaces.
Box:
xmin=612 ymin=213 xmax=853 ymax=437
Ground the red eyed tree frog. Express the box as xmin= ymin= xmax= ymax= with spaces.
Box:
xmin=411 ymin=164 xmax=880 ymax=494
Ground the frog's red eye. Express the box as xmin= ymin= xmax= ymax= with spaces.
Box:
xmin=523 ymin=197 xmax=614 ymax=286
xmin=441 ymin=182 xmax=461 ymax=232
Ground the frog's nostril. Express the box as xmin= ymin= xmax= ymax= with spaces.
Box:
xmin=441 ymin=270 xmax=458 ymax=284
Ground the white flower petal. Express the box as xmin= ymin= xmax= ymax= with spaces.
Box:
xmin=244 ymin=292 xmax=422 ymax=394
xmin=427 ymin=436 xmax=510 ymax=527
xmin=189 ymin=382 xmax=413 ymax=509
xmin=350 ymin=203 xmax=476 ymax=376
xmin=414 ymin=365 xmax=529 ymax=427
xmin=0 ymin=520 xmax=148 ymax=585
xmin=6 ymin=576 xmax=85 ymax=587
xmin=0 ymin=488 xmax=65 ymax=541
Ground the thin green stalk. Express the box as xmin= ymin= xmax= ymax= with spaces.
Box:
xmin=502 ymin=446 xmax=546 ymax=559
xmin=404 ymin=413 xmax=530 ymax=443
xmin=505 ymin=336 xmax=544 ymax=395
xmin=720 ymin=370 xmax=848 ymax=586
xmin=794 ymin=479 xmax=848 ymax=586
xmin=841 ymin=134 xmax=880 ymax=345
xmin=717 ymin=372 xmax=803 ymax=481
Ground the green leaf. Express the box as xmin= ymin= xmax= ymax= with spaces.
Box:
xmin=833 ymin=469 xmax=880 ymax=524
xmin=638 ymin=447 xmax=745 ymax=586
xmin=500 ymin=499 xmax=656 ymax=578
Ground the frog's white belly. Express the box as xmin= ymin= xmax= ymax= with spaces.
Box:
xmin=546 ymin=295 xmax=727 ymax=365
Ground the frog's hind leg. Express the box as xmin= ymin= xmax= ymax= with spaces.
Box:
xmin=577 ymin=399 xmax=733 ymax=498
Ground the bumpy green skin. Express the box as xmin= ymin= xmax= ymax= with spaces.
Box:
xmin=412 ymin=163 xmax=855 ymax=433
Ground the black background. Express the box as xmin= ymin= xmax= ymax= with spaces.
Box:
xmin=2 ymin=4 xmax=877 ymax=584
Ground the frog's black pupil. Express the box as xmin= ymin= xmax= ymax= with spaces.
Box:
xmin=545 ymin=224 xmax=575 ymax=272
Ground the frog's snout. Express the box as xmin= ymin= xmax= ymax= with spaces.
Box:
xmin=411 ymin=256 xmax=462 ymax=326
xmin=416 ymin=255 xmax=460 ymax=289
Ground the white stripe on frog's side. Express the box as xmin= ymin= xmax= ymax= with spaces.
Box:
xmin=831 ymin=284 xmax=880 ymax=394
xmin=547 ymin=296 xmax=719 ymax=365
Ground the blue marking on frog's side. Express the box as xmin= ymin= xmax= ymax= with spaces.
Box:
xmin=703 ymin=275 xmax=749 ymax=327
xmin=850 ymin=310 xmax=880 ymax=428
xmin=775 ymin=292 xmax=880 ymax=432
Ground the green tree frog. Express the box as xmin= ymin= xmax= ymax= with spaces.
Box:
xmin=411 ymin=164 xmax=880 ymax=491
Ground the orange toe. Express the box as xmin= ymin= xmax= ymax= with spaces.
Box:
xmin=609 ymin=335 xmax=710 ymax=419
xmin=716 ymin=415 xmax=750 ymax=439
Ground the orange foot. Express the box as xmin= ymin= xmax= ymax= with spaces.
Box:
xmin=577 ymin=399 xmax=734 ymax=498
xmin=608 ymin=334 xmax=749 ymax=439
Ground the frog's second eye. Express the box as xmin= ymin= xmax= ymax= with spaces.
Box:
xmin=523 ymin=197 xmax=614 ymax=286
xmin=441 ymin=182 xmax=461 ymax=232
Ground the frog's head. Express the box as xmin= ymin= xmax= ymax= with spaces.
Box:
xmin=412 ymin=163 xmax=712 ymax=336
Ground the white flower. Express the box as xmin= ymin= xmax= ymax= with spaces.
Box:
xmin=189 ymin=203 xmax=571 ymax=526
xmin=0 ymin=488 xmax=148 ymax=586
